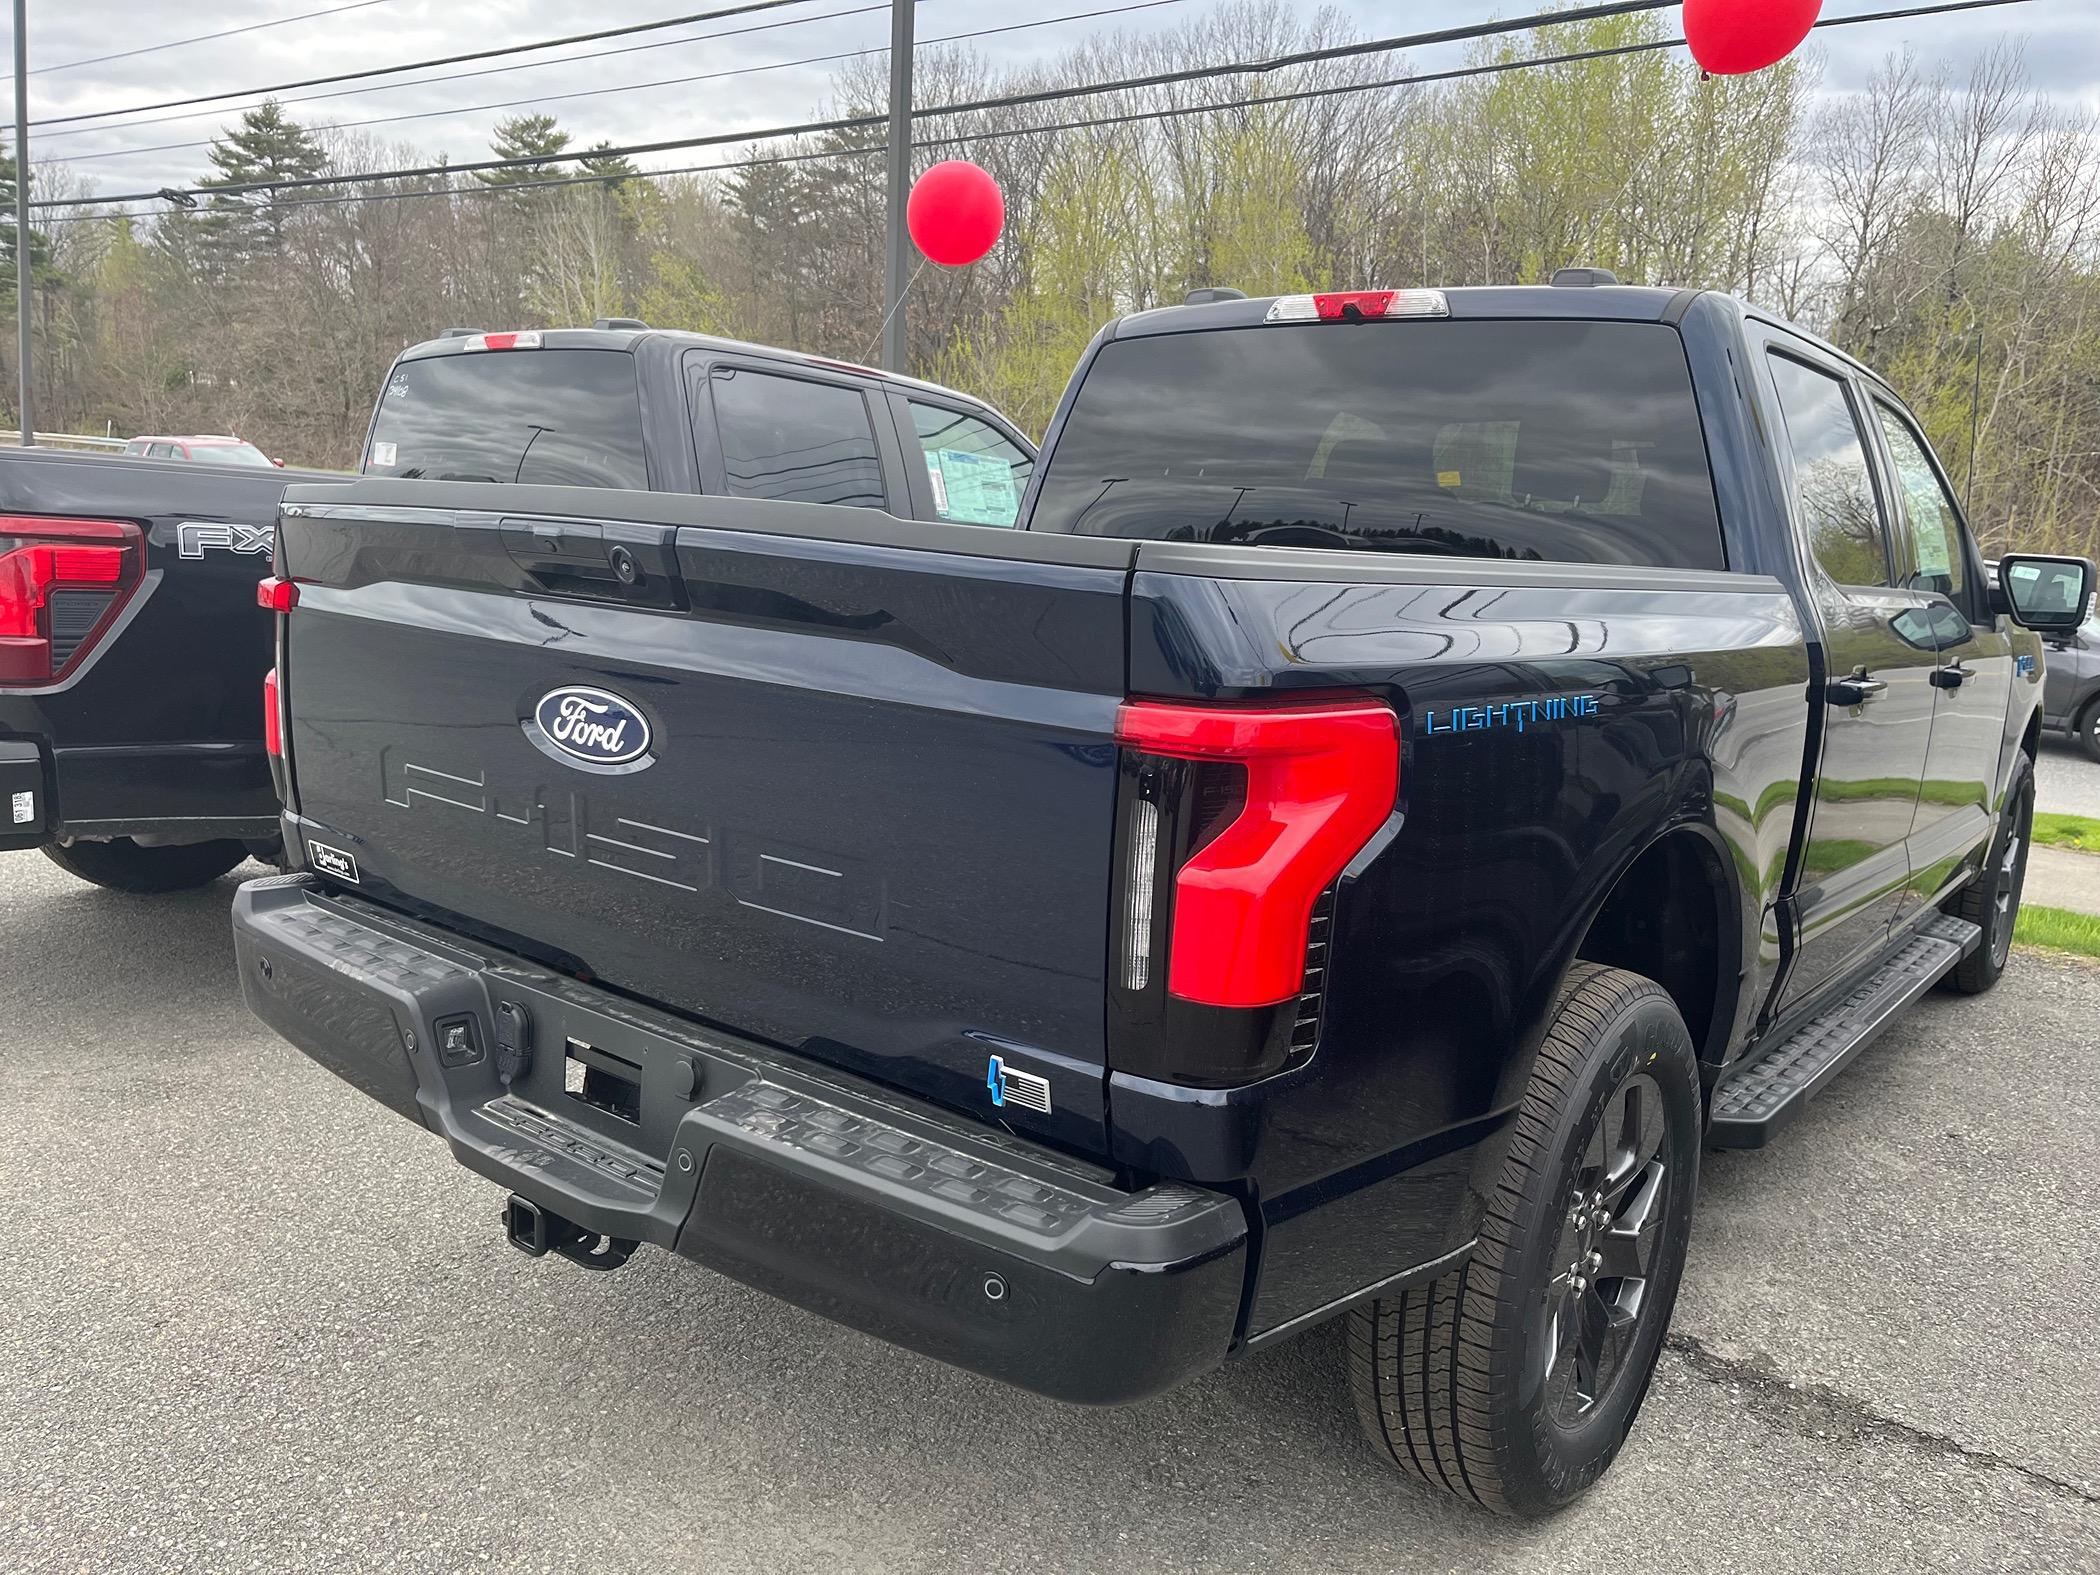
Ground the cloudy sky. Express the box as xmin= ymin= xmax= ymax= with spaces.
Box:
xmin=9 ymin=0 xmax=2095 ymax=200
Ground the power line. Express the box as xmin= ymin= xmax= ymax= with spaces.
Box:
xmin=53 ymin=0 xmax=1197 ymax=169
xmin=40 ymin=0 xmax=1689 ymax=205
xmin=28 ymin=0 xmax=846 ymax=129
xmin=33 ymin=2 xmax=895 ymax=145
xmin=38 ymin=0 xmax=2034 ymax=228
xmin=30 ymin=1 xmax=395 ymax=76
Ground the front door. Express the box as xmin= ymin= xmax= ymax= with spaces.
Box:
xmin=1868 ymin=398 xmax=2014 ymax=914
xmin=1764 ymin=348 xmax=1942 ymax=1009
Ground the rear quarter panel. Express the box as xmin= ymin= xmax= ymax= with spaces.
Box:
xmin=1119 ymin=547 xmax=1808 ymax=1335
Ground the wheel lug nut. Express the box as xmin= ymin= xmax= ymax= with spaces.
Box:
xmin=1571 ymin=1275 xmax=1587 ymax=1294
xmin=1587 ymin=1251 xmax=1602 ymax=1271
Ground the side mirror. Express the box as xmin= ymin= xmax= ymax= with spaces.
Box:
xmin=1996 ymin=554 xmax=2094 ymax=635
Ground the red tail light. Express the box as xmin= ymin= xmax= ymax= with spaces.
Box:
xmin=257 ymin=576 xmax=299 ymax=612
xmin=264 ymin=666 xmax=283 ymax=758
xmin=1115 ymin=698 xmax=1399 ymax=1009
xmin=0 ymin=516 xmax=145 ymax=686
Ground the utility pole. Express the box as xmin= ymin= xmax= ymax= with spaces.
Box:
xmin=880 ymin=0 xmax=913 ymax=374
xmin=11 ymin=0 xmax=31 ymax=445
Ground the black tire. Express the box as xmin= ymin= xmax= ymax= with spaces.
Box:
xmin=1940 ymin=752 xmax=2033 ymax=994
xmin=1348 ymin=963 xmax=1701 ymax=1518
xmin=2077 ymin=699 xmax=2100 ymax=765
xmin=41 ymin=837 xmax=249 ymax=894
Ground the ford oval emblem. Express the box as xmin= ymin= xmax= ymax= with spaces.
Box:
xmin=527 ymin=686 xmax=654 ymax=772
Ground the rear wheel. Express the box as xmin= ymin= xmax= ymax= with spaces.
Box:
xmin=1940 ymin=752 xmax=2033 ymax=994
xmin=41 ymin=837 xmax=249 ymax=893
xmin=1348 ymin=963 xmax=1701 ymax=1518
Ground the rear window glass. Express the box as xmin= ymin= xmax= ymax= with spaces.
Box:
xmin=368 ymin=349 xmax=648 ymax=488
xmin=710 ymin=368 xmax=886 ymax=508
xmin=1028 ymin=319 xmax=1724 ymax=569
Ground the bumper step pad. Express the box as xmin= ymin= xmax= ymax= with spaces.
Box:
xmin=233 ymin=874 xmax=1249 ymax=1403
xmin=1710 ymin=913 xmax=1981 ymax=1148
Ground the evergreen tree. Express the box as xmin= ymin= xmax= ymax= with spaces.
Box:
xmin=196 ymin=100 xmax=329 ymax=266
xmin=475 ymin=114 xmax=571 ymax=187
xmin=0 ymin=148 xmax=52 ymax=297
xmin=577 ymin=142 xmax=640 ymax=190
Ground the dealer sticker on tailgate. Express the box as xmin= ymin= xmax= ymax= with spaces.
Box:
xmin=307 ymin=841 xmax=360 ymax=884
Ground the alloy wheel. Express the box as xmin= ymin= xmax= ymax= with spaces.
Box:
xmin=1537 ymin=1073 xmax=1671 ymax=1426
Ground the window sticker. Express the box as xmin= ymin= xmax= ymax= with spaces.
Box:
xmin=1909 ymin=479 xmax=1953 ymax=576
xmin=370 ymin=440 xmax=398 ymax=467
xmin=927 ymin=448 xmax=1018 ymax=526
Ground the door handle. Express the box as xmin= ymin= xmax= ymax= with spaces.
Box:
xmin=1931 ymin=665 xmax=1968 ymax=690
xmin=1826 ymin=672 xmax=1888 ymax=706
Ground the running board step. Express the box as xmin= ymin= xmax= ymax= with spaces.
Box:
xmin=1710 ymin=914 xmax=1982 ymax=1148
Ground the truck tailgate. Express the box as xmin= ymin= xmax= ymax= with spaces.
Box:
xmin=278 ymin=487 xmax=1137 ymax=1155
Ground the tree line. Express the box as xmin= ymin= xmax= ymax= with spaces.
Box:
xmin=4 ymin=2 xmax=2095 ymax=558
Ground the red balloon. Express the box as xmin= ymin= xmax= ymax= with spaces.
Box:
xmin=906 ymin=161 xmax=1005 ymax=267
xmin=1683 ymin=0 xmax=1821 ymax=75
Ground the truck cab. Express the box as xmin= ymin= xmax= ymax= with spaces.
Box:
xmin=362 ymin=327 xmax=1036 ymax=529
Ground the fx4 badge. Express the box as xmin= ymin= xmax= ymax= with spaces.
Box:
xmin=525 ymin=686 xmax=655 ymax=774
xmin=986 ymin=1055 xmax=1052 ymax=1114
xmin=178 ymin=521 xmax=275 ymax=558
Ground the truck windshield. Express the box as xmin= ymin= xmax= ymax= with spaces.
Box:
xmin=1028 ymin=318 xmax=1725 ymax=569
xmin=366 ymin=348 xmax=648 ymax=488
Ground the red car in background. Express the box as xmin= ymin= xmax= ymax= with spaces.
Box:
xmin=122 ymin=434 xmax=283 ymax=467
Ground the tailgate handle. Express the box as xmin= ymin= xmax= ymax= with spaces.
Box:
xmin=500 ymin=518 xmax=685 ymax=609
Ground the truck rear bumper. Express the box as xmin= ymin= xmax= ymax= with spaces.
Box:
xmin=232 ymin=873 xmax=1248 ymax=1404
xmin=0 ymin=726 xmax=278 ymax=851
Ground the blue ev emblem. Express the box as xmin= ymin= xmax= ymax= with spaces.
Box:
xmin=986 ymin=1055 xmax=1052 ymax=1114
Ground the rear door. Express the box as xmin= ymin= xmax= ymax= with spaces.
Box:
xmin=1761 ymin=343 xmax=1941 ymax=1007
xmin=279 ymin=486 xmax=1136 ymax=1155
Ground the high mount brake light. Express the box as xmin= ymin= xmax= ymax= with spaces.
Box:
xmin=462 ymin=331 xmax=542 ymax=352
xmin=1116 ymin=699 xmax=1399 ymax=1011
xmin=1265 ymin=289 xmax=1450 ymax=323
xmin=0 ymin=515 xmax=145 ymax=686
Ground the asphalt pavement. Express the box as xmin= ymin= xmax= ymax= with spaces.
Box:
xmin=2036 ymin=735 xmax=2100 ymax=818
xmin=2 ymin=847 xmax=2096 ymax=1573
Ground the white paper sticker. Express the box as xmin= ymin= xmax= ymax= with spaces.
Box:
xmin=10 ymin=790 xmax=32 ymax=825
xmin=370 ymin=440 xmax=398 ymax=468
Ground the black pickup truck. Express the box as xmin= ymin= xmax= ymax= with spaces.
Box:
xmin=233 ymin=284 xmax=2089 ymax=1518
xmin=1 ymin=330 xmax=1032 ymax=892
xmin=0 ymin=447 xmax=304 ymax=889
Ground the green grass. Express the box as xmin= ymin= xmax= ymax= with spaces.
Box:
xmin=2015 ymin=903 xmax=2100 ymax=958
xmin=2031 ymin=812 xmax=2100 ymax=855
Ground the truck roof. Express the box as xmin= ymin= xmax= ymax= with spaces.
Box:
xmin=1110 ymin=285 xmax=1887 ymax=389
xmin=394 ymin=326 xmax=999 ymax=410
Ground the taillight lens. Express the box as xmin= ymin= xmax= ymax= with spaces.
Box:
xmin=263 ymin=666 xmax=283 ymax=758
xmin=0 ymin=516 xmax=145 ymax=686
xmin=1109 ymin=697 xmax=1399 ymax=1086
xmin=257 ymin=576 xmax=299 ymax=612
